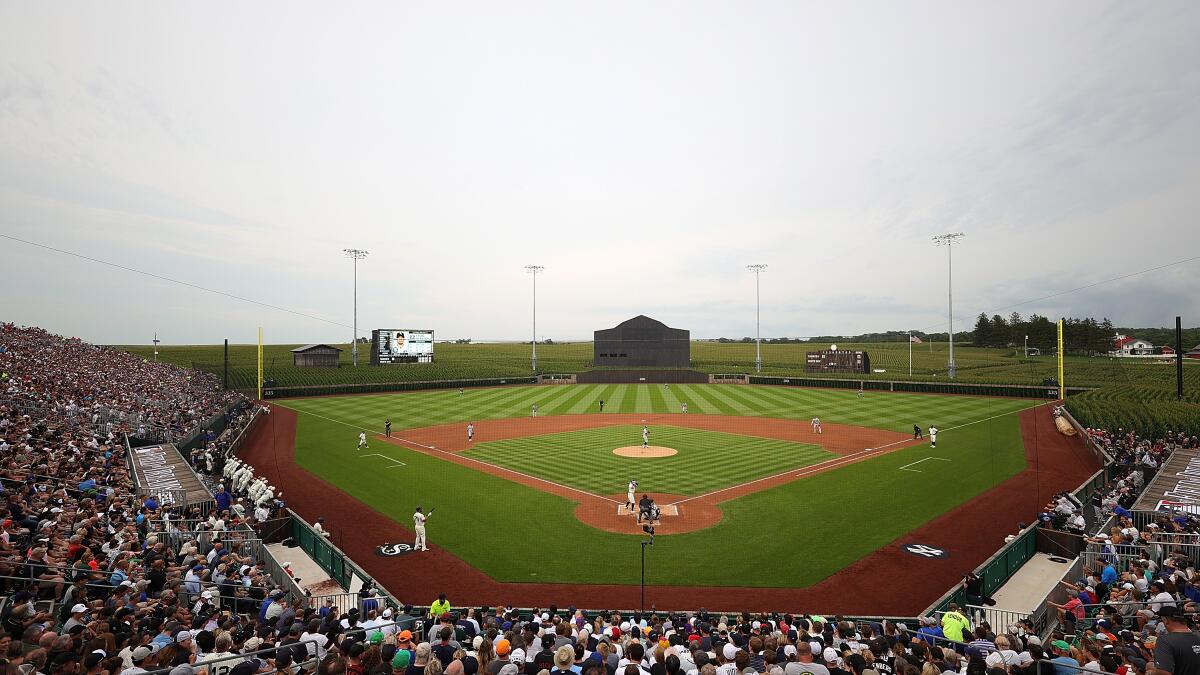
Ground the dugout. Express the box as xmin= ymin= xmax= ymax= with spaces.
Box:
xmin=291 ymin=344 xmax=342 ymax=368
xmin=593 ymin=315 xmax=690 ymax=368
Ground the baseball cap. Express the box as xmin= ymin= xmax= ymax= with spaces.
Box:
xmin=398 ymin=630 xmax=413 ymax=641
xmin=393 ymin=651 xmax=412 ymax=669
xmin=495 ymin=638 xmax=511 ymax=656
xmin=370 ymin=632 xmax=384 ymax=645
xmin=723 ymin=644 xmax=738 ymax=660
xmin=71 ymin=603 xmax=88 ymax=613
xmin=1051 ymin=640 xmax=1070 ymax=651
xmin=175 ymin=630 xmax=193 ymax=642
xmin=132 ymin=647 xmax=153 ymax=662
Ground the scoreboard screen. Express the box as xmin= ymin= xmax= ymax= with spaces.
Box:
xmin=371 ymin=329 xmax=434 ymax=365
xmin=805 ymin=349 xmax=871 ymax=374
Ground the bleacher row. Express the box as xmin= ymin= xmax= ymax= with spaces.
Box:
xmin=1 ymin=323 xmax=1198 ymax=675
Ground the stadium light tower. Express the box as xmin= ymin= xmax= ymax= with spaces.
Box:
xmin=932 ymin=233 xmax=965 ymax=378
xmin=747 ymin=264 xmax=767 ymax=373
xmin=343 ymin=248 xmax=369 ymax=367
xmin=525 ymin=265 xmax=544 ymax=372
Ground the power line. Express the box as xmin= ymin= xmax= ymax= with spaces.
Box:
xmin=0 ymin=232 xmax=352 ymax=329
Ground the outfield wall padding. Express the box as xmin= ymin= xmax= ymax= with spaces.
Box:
xmin=575 ymin=369 xmax=709 ymax=384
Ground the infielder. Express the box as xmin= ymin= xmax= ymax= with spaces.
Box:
xmin=642 ymin=425 xmax=650 ymax=449
xmin=466 ymin=423 xmax=474 ymax=442
xmin=413 ymin=506 xmax=433 ymax=551
xmin=385 ymin=418 xmax=392 ymax=438
xmin=357 ymin=431 xmax=368 ymax=449
xmin=625 ymin=480 xmax=638 ymax=511
xmin=913 ymin=424 xmax=923 ymax=439
xmin=929 ymin=426 xmax=939 ymax=448
xmin=811 ymin=417 xmax=823 ymax=434
xmin=531 ymin=403 xmax=538 ymax=417
xmin=681 ymin=402 xmax=688 ymax=414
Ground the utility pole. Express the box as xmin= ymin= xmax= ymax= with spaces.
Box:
xmin=932 ymin=233 xmax=965 ymax=378
xmin=747 ymin=264 xmax=767 ymax=373
xmin=1024 ymin=335 xmax=1029 ymax=359
xmin=343 ymin=249 xmax=369 ymax=366
xmin=524 ymin=265 xmax=544 ymax=372
xmin=908 ymin=331 xmax=912 ymax=376
xmin=152 ymin=331 xmax=160 ymax=362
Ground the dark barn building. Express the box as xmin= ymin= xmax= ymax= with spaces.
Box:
xmin=290 ymin=344 xmax=342 ymax=368
xmin=593 ymin=315 xmax=690 ymax=368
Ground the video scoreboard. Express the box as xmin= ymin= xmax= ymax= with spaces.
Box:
xmin=371 ymin=329 xmax=435 ymax=365
xmin=805 ymin=348 xmax=870 ymax=374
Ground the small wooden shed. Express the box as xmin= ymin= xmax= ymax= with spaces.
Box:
xmin=291 ymin=344 xmax=342 ymax=368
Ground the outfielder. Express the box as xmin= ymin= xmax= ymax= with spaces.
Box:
xmin=413 ymin=506 xmax=433 ymax=551
xmin=358 ymin=431 xmax=368 ymax=449
xmin=681 ymin=402 xmax=688 ymax=414
xmin=625 ymin=480 xmax=638 ymax=511
xmin=466 ymin=423 xmax=474 ymax=442
xmin=811 ymin=417 xmax=823 ymax=434
xmin=531 ymin=403 xmax=538 ymax=417
xmin=929 ymin=426 xmax=939 ymax=448
xmin=642 ymin=425 xmax=650 ymax=449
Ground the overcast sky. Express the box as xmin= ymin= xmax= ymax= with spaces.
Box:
xmin=1 ymin=2 xmax=1198 ymax=345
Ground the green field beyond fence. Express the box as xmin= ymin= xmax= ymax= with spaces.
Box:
xmin=119 ymin=341 xmax=1200 ymax=391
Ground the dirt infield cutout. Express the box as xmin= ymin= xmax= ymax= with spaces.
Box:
xmin=382 ymin=413 xmax=919 ymax=534
xmin=613 ymin=445 xmax=678 ymax=458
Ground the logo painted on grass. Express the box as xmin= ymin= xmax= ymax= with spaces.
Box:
xmin=376 ymin=543 xmax=416 ymax=557
xmin=901 ymin=543 xmax=948 ymax=559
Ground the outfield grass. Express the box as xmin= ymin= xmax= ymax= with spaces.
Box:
xmin=281 ymin=384 xmax=1034 ymax=587
xmin=463 ymin=425 xmax=836 ymax=497
xmin=119 ymin=340 xmax=1200 ymax=390
xmin=281 ymin=383 xmax=1033 ymax=435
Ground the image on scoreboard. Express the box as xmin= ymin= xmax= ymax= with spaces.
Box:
xmin=371 ymin=329 xmax=434 ymax=365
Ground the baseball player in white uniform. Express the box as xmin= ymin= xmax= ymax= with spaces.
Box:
xmin=811 ymin=417 xmax=823 ymax=434
xmin=626 ymin=480 xmax=638 ymax=511
xmin=466 ymin=423 xmax=474 ymax=442
xmin=929 ymin=426 xmax=939 ymax=448
xmin=357 ymin=431 xmax=368 ymax=449
xmin=681 ymin=402 xmax=688 ymax=414
xmin=413 ymin=506 xmax=432 ymax=551
xmin=642 ymin=426 xmax=650 ymax=448
xmin=531 ymin=403 xmax=538 ymax=417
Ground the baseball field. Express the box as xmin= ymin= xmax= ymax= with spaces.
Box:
xmin=234 ymin=382 xmax=1102 ymax=612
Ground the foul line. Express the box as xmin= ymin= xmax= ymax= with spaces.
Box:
xmin=669 ymin=401 xmax=1045 ymax=506
xmin=898 ymin=457 xmax=951 ymax=472
xmin=284 ymin=407 xmax=622 ymax=505
xmin=360 ymin=453 xmax=406 ymax=468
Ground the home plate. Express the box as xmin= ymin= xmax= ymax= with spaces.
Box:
xmin=617 ymin=504 xmax=679 ymax=516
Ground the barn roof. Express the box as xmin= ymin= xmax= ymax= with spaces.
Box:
xmin=290 ymin=344 xmax=343 ymax=353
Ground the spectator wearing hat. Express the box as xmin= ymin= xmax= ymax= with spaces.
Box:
xmin=1153 ymin=606 xmax=1200 ymax=675
xmin=550 ymin=646 xmax=576 ymax=675
xmin=1045 ymin=642 xmax=1076 ymax=675
xmin=939 ymin=606 xmax=971 ymax=644
xmin=783 ymin=642 xmax=828 ymax=675
xmin=486 ymin=640 xmax=514 ymax=675
xmin=122 ymin=645 xmax=154 ymax=675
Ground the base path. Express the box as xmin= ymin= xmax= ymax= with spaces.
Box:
xmin=241 ymin=403 xmax=1097 ymax=615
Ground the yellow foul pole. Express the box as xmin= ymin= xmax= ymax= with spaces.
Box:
xmin=257 ymin=327 xmax=263 ymax=401
xmin=1057 ymin=319 xmax=1065 ymax=400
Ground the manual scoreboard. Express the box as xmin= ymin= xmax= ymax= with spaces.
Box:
xmin=805 ymin=348 xmax=870 ymax=374
xmin=371 ymin=329 xmax=434 ymax=365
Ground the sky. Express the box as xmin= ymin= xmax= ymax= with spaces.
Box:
xmin=1 ymin=1 xmax=1198 ymax=345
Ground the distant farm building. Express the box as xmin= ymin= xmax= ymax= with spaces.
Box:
xmin=291 ymin=344 xmax=342 ymax=368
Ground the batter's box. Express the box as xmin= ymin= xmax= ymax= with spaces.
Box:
xmin=617 ymin=504 xmax=679 ymax=517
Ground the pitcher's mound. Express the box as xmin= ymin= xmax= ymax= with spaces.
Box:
xmin=613 ymin=445 xmax=677 ymax=458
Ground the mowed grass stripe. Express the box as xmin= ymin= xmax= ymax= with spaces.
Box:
xmin=659 ymin=385 xmax=683 ymax=412
xmin=686 ymin=384 xmax=741 ymax=415
xmin=671 ymin=385 xmax=714 ymax=415
xmin=463 ymin=424 xmax=836 ymax=496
